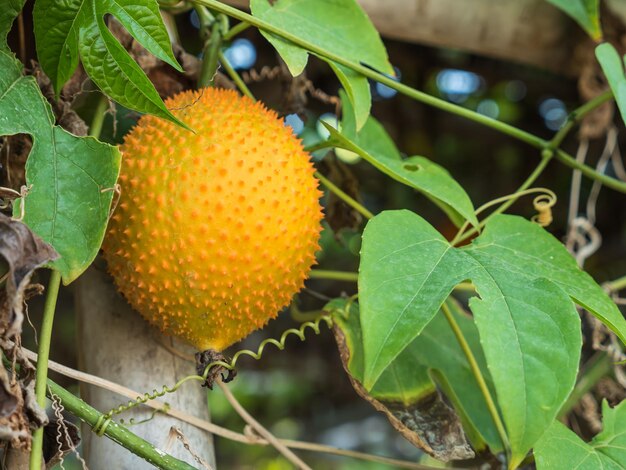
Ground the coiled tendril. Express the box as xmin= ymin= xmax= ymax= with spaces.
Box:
xmin=93 ymin=315 xmax=333 ymax=436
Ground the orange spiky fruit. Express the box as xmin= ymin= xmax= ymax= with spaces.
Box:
xmin=103 ymin=88 xmax=323 ymax=351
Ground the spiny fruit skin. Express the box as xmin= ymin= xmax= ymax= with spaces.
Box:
xmin=103 ymin=88 xmax=323 ymax=351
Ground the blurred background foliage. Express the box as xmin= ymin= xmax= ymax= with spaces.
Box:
xmin=8 ymin=5 xmax=626 ymax=469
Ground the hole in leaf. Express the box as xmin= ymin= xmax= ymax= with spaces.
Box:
xmin=403 ymin=163 xmax=420 ymax=172
xmin=1 ymin=133 xmax=32 ymax=191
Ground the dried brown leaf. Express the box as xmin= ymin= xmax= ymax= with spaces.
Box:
xmin=0 ymin=213 xmax=58 ymax=339
xmin=333 ymin=325 xmax=474 ymax=461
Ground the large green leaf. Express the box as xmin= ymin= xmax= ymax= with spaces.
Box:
xmin=535 ymin=400 xmax=626 ymax=469
xmin=0 ymin=49 xmax=121 ymax=284
xmin=329 ymin=297 xmax=502 ymax=456
xmin=596 ymin=43 xmax=626 ymax=128
xmin=250 ymin=0 xmax=392 ymax=130
xmin=0 ymin=0 xmax=25 ymax=45
xmin=358 ymin=210 xmax=626 ymax=465
xmin=327 ymin=124 xmax=478 ymax=227
xmin=33 ymin=0 xmax=185 ymax=128
xmin=545 ymin=0 xmax=601 ymax=40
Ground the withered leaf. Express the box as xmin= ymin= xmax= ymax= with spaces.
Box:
xmin=329 ymin=298 xmax=477 ymax=462
xmin=43 ymin=418 xmax=80 ymax=468
xmin=0 ymin=341 xmax=48 ymax=450
xmin=0 ymin=212 xmax=59 ymax=339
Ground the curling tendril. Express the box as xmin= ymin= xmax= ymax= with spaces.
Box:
xmin=96 ymin=315 xmax=333 ymax=432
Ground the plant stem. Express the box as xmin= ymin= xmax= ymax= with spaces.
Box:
xmin=29 ymin=270 xmax=61 ymax=470
xmin=558 ymin=352 xmax=612 ymax=419
xmin=197 ymin=6 xmax=223 ymax=88
xmin=223 ymin=21 xmax=251 ymax=41
xmin=549 ymin=91 xmax=613 ymax=149
xmin=314 ymin=171 xmax=374 ymax=220
xmin=89 ymin=95 xmax=109 ymax=138
xmin=218 ymin=50 xmax=255 ymax=100
xmin=303 ymin=141 xmax=334 ymax=153
xmin=452 ymin=90 xmax=612 ymax=244
xmin=192 ymin=0 xmax=626 ymax=194
xmin=607 ymin=274 xmax=626 ymax=292
xmin=309 ymin=270 xmax=358 ymax=282
xmin=452 ymin=153 xmax=553 ymax=245
xmin=441 ymin=301 xmax=511 ymax=461
xmin=46 ymin=380 xmax=196 ymax=470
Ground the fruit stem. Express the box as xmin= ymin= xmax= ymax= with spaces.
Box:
xmin=29 ymin=270 xmax=61 ymax=470
xmin=314 ymin=171 xmax=374 ymax=220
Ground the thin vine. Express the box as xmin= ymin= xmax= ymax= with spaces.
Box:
xmin=192 ymin=0 xmax=626 ymax=194
xmin=98 ymin=316 xmax=333 ymax=427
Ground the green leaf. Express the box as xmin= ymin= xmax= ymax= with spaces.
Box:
xmin=545 ymin=0 xmax=602 ymax=40
xmin=359 ymin=210 xmax=470 ymax=390
xmin=535 ymin=400 xmax=626 ymax=469
xmin=327 ymin=124 xmax=478 ymax=227
xmin=468 ymin=215 xmax=626 ymax=347
xmin=326 ymin=61 xmax=371 ymax=130
xmin=33 ymin=0 xmax=186 ymax=128
xmin=250 ymin=0 xmax=392 ymax=130
xmin=468 ymin=276 xmax=580 ymax=468
xmin=359 ymin=210 xmax=626 ymax=465
xmin=329 ymin=298 xmax=491 ymax=460
xmin=0 ymin=0 xmax=25 ymax=47
xmin=596 ymin=43 xmax=626 ymax=128
xmin=0 ymin=50 xmax=121 ymax=284
xmin=338 ymin=89 xmax=401 ymax=161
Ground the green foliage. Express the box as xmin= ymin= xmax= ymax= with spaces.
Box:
xmin=545 ymin=0 xmax=601 ymax=40
xmin=329 ymin=298 xmax=502 ymax=453
xmin=329 ymin=92 xmax=477 ymax=227
xmin=357 ymin=210 xmax=626 ymax=465
xmin=338 ymin=90 xmax=401 ymax=161
xmin=596 ymin=43 xmax=626 ymax=128
xmin=0 ymin=14 xmax=121 ymax=283
xmin=250 ymin=0 xmax=392 ymax=130
xmin=32 ymin=0 xmax=186 ymax=128
xmin=535 ymin=400 xmax=626 ymax=469
xmin=0 ymin=0 xmax=24 ymax=44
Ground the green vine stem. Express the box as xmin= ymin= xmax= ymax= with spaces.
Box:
xmin=607 ymin=274 xmax=626 ymax=292
xmin=549 ymin=90 xmax=613 ymax=150
xmin=309 ymin=269 xmax=359 ymax=282
xmin=192 ymin=0 xmax=626 ymax=195
xmin=196 ymin=6 xmax=224 ymax=88
xmin=440 ymin=301 xmax=512 ymax=464
xmin=89 ymin=95 xmax=109 ymax=138
xmin=315 ymin=171 xmax=374 ymax=220
xmin=218 ymin=49 xmax=255 ymax=99
xmin=223 ymin=20 xmax=251 ymax=41
xmin=558 ymin=352 xmax=612 ymax=419
xmin=46 ymin=379 xmax=196 ymax=470
xmin=29 ymin=270 xmax=61 ymax=470
xmin=453 ymin=89 xmax=611 ymax=244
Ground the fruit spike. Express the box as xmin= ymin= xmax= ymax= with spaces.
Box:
xmin=103 ymin=88 xmax=323 ymax=351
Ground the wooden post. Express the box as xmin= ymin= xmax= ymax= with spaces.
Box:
xmin=75 ymin=262 xmax=215 ymax=469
